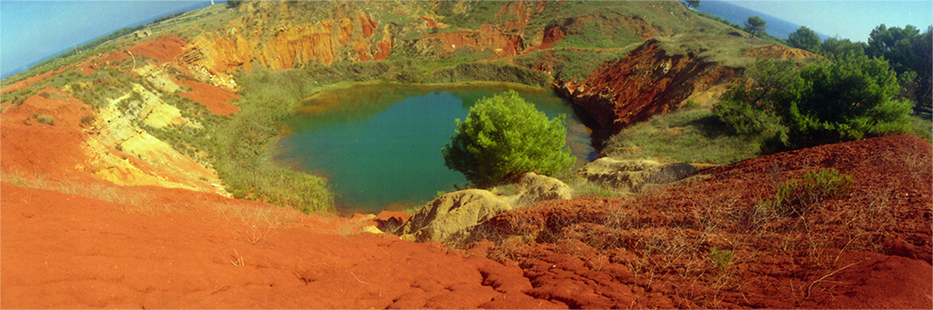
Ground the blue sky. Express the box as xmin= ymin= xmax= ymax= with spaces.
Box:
xmin=1 ymin=1 xmax=212 ymax=78
xmin=2 ymin=1 xmax=932 ymax=79
xmin=726 ymin=0 xmax=932 ymax=41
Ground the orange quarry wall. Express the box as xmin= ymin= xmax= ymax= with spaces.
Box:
xmin=559 ymin=39 xmax=738 ymax=136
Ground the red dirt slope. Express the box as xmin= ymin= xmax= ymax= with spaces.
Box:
xmin=1 ymin=182 xmax=567 ymax=308
xmin=467 ymin=135 xmax=933 ymax=308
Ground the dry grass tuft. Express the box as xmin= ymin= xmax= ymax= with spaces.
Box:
xmin=213 ymin=202 xmax=298 ymax=244
xmin=1 ymin=169 xmax=159 ymax=215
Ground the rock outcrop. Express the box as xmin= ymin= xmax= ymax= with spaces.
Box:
xmin=513 ymin=172 xmax=573 ymax=208
xmin=398 ymin=189 xmax=511 ymax=246
xmin=577 ymin=157 xmax=696 ymax=192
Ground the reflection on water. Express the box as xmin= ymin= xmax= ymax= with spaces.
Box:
xmin=274 ymin=82 xmax=596 ymax=214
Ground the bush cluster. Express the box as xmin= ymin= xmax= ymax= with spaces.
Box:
xmin=713 ymin=54 xmax=911 ymax=152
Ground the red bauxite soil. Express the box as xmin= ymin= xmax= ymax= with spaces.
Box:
xmin=126 ymin=36 xmax=187 ymax=64
xmin=1 ymin=183 xmax=566 ymax=308
xmin=176 ymin=79 xmax=239 ymax=115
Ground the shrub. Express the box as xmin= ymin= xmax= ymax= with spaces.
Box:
xmin=36 ymin=114 xmax=55 ymax=125
xmin=759 ymin=168 xmax=855 ymax=217
xmin=712 ymin=58 xmax=795 ymax=136
xmin=80 ymin=115 xmax=95 ymax=127
xmin=781 ymin=53 xmax=912 ymax=149
xmin=442 ymin=90 xmax=575 ymax=187
xmin=717 ymin=54 xmax=912 ymax=152
xmin=709 ymin=246 xmax=734 ymax=270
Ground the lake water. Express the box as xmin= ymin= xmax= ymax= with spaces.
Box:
xmin=274 ymin=82 xmax=595 ymax=214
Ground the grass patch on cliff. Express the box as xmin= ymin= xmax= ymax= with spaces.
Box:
xmin=514 ymin=48 xmax=635 ymax=82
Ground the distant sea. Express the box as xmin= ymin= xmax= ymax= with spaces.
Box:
xmin=692 ymin=0 xmax=831 ymax=40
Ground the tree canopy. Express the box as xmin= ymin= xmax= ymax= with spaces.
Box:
xmin=788 ymin=26 xmax=821 ymax=53
xmin=865 ymin=25 xmax=932 ymax=118
xmin=744 ymin=16 xmax=767 ymax=37
xmin=441 ymin=90 xmax=574 ymax=187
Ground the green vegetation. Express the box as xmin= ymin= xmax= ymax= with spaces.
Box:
xmin=212 ymin=70 xmax=334 ymax=214
xmin=790 ymin=24 xmax=932 ymax=119
xmin=866 ymin=25 xmax=932 ymax=118
xmin=552 ymin=15 xmax=646 ymax=49
xmin=604 ymin=109 xmax=763 ymax=164
xmin=758 ymin=169 xmax=854 ymax=217
xmin=226 ymin=0 xmax=244 ymax=9
xmin=787 ymin=26 xmax=821 ymax=53
xmin=514 ymin=48 xmax=635 ymax=82
xmin=35 ymin=114 xmax=55 ymax=125
xmin=709 ymin=246 xmax=733 ymax=270
xmin=295 ymin=59 xmax=552 ymax=87
xmin=712 ymin=58 xmax=794 ymax=137
xmin=743 ymin=16 xmax=767 ymax=37
xmin=2 ymin=88 xmax=36 ymax=107
xmin=713 ymin=55 xmax=911 ymax=153
xmin=442 ymin=90 xmax=575 ymax=187
xmin=782 ymin=53 xmax=911 ymax=149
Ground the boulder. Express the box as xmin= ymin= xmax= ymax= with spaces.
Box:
xmin=514 ymin=172 xmax=573 ymax=208
xmin=578 ymin=158 xmax=696 ymax=192
xmin=646 ymin=163 xmax=697 ymax=184
xmin=398 ymin=189 xmax=511 ymax=246
xmin=373 ymin=210 xmax=412 ymax=234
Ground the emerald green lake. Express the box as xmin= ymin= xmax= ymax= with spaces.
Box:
xmin=274 ymin=82 xmax=595 ymax=214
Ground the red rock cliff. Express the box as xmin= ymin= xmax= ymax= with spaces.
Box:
xmin=559 ymin=39 xmax=738 ymax=135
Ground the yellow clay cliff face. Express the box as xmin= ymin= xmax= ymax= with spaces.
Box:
xmin=183 ymin=1 xmax=389 ymax=78
xmin=82 ymin=82 xmax=223 ymax=195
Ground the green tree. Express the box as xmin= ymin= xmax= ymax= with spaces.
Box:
xmin=867 ymin=24 xmax=931 ymax=118
xmin=788 ymin=26 xmax=821 ymax=53
xmin=685 ymin=0 xmax=700 ymax=9
xmin=442 ymin=90 xmax=574 ymax=187
xmin=820 ymin=36 xmax=868 ymax=58
xmin=744 ymin=16 xmax=767 ymax=37
xmin=780 ymin=53 xmax=912 ymax=149
xmin=713 ymin=58 xmax=795 ymax=136
xmin=912 ymin=27 xmax=932 ymax=118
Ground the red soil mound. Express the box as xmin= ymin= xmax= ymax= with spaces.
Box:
xmin=468 ymin=135 xmax=933 ymax=308
xmin=100 ymin=50 xmax=131 ymax=63
xmin=127 ymin=36 xmax=187 ymax=64
xmin=177 ymin=79 xmax=239 ymax=115
xmin=0 ymin=87 xmax=94 ymax=181
xmin=1 ymin=70 xmax=57 ymax=94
